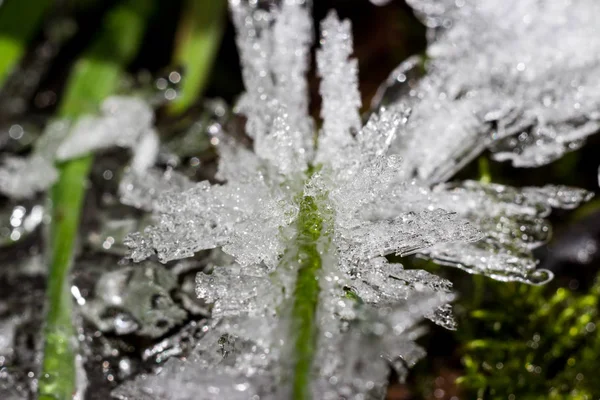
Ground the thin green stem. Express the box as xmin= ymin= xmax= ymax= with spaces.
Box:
xmin=39 ymin=1 xmax=153 ymax=399
xmin=291 ymin=195 xmax=325 ymax=400
xmin=168 ymin=0 xmax=226 ymax=115
xmin=478 ymin=156 xmax=491 ymax=184
xmin=0 ymin=0 xmax=52 ymax=87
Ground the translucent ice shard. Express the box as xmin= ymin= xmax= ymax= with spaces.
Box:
xmin=0 ymin=97 xmax=158 ymax=199
xmin=119 ymin=168 xmax=194 ymax=212
xmin=81 ymin=264 xmax=187 ymax=338
xmin=0 ymin=120 xmax=69 ymax=198
xmin=418 ymin=181 xmax=594 ymax=284
xmin=386 ymin=0 xmax=600 ymax=181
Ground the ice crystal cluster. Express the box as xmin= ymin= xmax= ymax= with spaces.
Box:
xmin=376 ymin=0 xmax=600 ymax=182
xmin=0 ymin=96 xmax=158 ymax=199
xmin=113 ymin=1 xmax=593 ymax=399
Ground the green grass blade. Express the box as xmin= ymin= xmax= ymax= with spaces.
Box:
xmin=0 ymin=0 xmax=52 ymax=86
xmin=38 ymin=1 xmax=154 ymax=399
xmin=291 ymin=195 xmax=324 ymax=400
xmin=168 ymin=0 xmax=226 ymax=115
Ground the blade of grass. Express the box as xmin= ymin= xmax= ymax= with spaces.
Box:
xmin=168 ymin=0 xmax=226 ymax=115
xmin=38 ymin=1 xmax=153 ymax=399
xmin=0 ymin=0 xmax=52 ymax=86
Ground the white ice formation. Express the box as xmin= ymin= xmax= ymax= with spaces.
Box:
xmin=372 ymin=0 xmax=600 ymax=183
xmin=114 ymin=1 xmax=593 ymax=399
xmin=0 ymin=96 xmax=158 ymax=198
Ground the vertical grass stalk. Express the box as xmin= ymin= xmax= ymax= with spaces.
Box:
xmin=168 ymin=0 xmax=226 ymax=115
xmin=291 ymin=195 xmax=325 ymax=400
xmin=38 ymin=1 xmax=153 ymax=398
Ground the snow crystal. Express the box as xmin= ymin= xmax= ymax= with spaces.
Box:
xmin=125 ymin=174 xmax=298 ymax=267
xmin=196 ymin=264 xmax=281 ymax=318
xmin=381 ymin=0 xmax=600 ymax=182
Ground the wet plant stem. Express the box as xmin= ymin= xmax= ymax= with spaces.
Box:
xmin=168 ymin=0 xmax=226 ymax=115
xmin=38 ymin=1 xmax=153 ymax=399
xmin=0 ymin=0 xmax=51 ymax=86
xmin=291 ymin=194 xmax=324 ymax=400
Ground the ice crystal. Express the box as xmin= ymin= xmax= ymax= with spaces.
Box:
xmin=0 ymin=120 xmax=68 ymax=198
xmin=377 ymin=0 xmax=600 ymax=181
xmin=0 ymin=97 xmax=157 ymax=199
xmin=56 ymin=96 xmax=156 ymax=163
xmin=113 ymin=1 xmax=593 ymax=399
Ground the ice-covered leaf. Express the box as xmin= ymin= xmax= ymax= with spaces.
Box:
xmin=384 ymin=0 xmax=600 ymax=181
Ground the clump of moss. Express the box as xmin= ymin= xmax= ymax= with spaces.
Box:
xmin=456 ymin=275 xmax=600 ymax=400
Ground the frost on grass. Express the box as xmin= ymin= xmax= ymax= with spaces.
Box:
xmin=0 ymin=96 xmax=158 ymax=199
xmin=377 ymin=0 xmax=600 ymax=182
xmin=115 ymin=2 xmax=594 ymax=400
xmin=116 ymin=2 xmax=593 ymax=399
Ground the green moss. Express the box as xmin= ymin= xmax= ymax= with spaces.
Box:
xmin=456 ymin=277 xmax=600 ymax=399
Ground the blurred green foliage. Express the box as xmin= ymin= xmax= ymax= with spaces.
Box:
xmin=39 ymin=1 xmax=154 ymax=399
xmin=0 ymin=0 xmax=51 ymax=85
xmin=456 ymin=276 xmax=600 ymax=400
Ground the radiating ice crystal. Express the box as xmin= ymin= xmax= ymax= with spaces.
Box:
xmin=383 ymin=0 xmax=600 ymax=181
xmin=118 ymin=3 xmax=594 ymax=400
xmin=230 ymin=0 xmax=314 ymax=175
xmin=417 ymin=181 xmax=593 ymax=284
xmin=311 ymin=251 xmax=455 ymax=399
xmin=56 ymin=96 xmax=155 ymax=161
xmin=125 ymin=174 xmax=298 ymax=267
xmin=315 ymin=11 xmax=362 ymax=164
